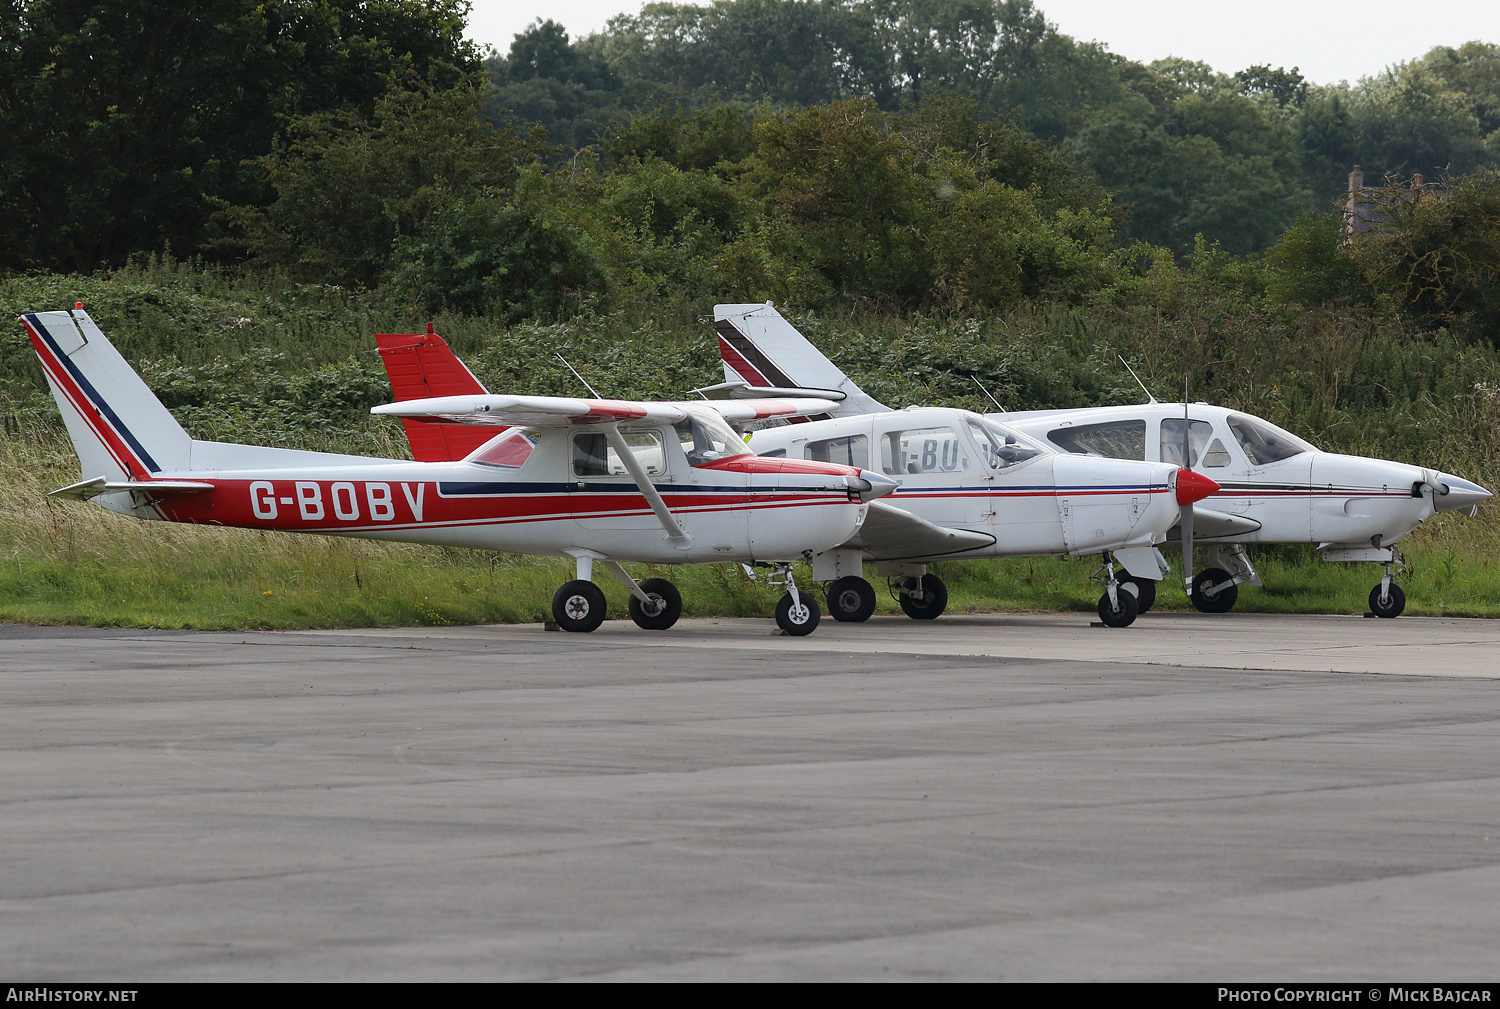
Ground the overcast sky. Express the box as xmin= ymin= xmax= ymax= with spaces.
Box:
xmin=467 ymin=0 xmax=1500 ymax=86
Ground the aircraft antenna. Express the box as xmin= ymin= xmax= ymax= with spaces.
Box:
xmin=555 ymin=352 xmax=603 ymax=398
xmin=1118 ymin=356 xmax=1158 ymax=405
xmin=971 ymin=375 xmax=1005 ymax=412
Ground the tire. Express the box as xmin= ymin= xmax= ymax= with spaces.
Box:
xmin=898 ymin=574 xmax=949 ymax=620
xmin=552 ymin=579 xmax=607 ymax=632
xmin=628 ymin=577 xmax=682 ymax=630
xmin=1119 ymin=576 xmax=1157 ymax=614
xmin=827 ymin=576 xmax=876 ymax=622
xmin=1369 ymin=582 xmax=1406 ymax=618
xmin=1190 ymin=567 xmax=1238 ymax=614
xmin=1097 ymin=588 xmax=1140 ymax=627
xmin=775 ymin=591 xmax=821 ymax=636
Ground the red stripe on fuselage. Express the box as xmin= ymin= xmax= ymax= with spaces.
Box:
xmin=150 ymin=478 xmax=849 ymax=534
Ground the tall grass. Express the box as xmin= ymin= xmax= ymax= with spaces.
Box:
xmin=4 ymin=259 xmax=1499 ymax=627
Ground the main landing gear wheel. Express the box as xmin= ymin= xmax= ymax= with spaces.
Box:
xmin=552 ymin=579 xmax=607 ymax=632
xmin=1097 ymin=587 xmax=1140 ymax=628
xmin=628 ymin=577 xmax=683 ymax=630
xmin=775 ymin=591 xmax=820 ymax=636
xmin=1119 ymin=576 xmax=1157 ymax=614
xmin=827 ymin=576 xmax=876 ymax=622
xmin=1190 ymin=567 xmax=1239 ymax=614
xmin=898 ymin=574 xmax=948 ymax=620
xmin=1369 ymin=582 xmax=1406 ymax=618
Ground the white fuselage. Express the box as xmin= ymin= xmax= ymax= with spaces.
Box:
xmin=95 ymin=425 xmax=875 ymax=566
xmin=996 ymin=403 xmax=1487 ymax=550
xmin=747 ymin=407 xmax=1187 ymax=560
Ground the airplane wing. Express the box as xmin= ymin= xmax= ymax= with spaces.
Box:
xmin=707 ymin=398 xmax=841 ymax=422
xmin=374 ymin=395 xmax=691 ymax=427
xmin=372 ymin=395 xmax=840 ymax=428
xmin=690 ymin=380 xmax=847 ymax=402
xmin=845 ymin=500 xmax=997 ymax=560
xmin=1166 ymin=507 xmax=1262 ymax=540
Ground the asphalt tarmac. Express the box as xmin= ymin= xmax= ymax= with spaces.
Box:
xmin=3 ymin=612 xmax=1499 ymax=981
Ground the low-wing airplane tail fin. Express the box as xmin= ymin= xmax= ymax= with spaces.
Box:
xmin=714 ymin=303 xmax=890 ymax=417
xmin=21 ymin=308 xmax=192 ymax=480
xmin=375 ymin=328 xmax=497 ymax=463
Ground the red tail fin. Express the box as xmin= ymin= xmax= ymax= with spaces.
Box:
xmin=375 ymin=329 xmax=498 ymax=463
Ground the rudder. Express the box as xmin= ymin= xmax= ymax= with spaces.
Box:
xmin=375 ymin=328 xmax=497 ymax=462
xmin=22 ymin=308 xmax=191 ymax=480
xmin=714 ymin=302 xmax=889 ymax=416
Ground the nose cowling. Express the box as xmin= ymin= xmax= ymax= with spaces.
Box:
xmin=1431 ymin=472 xmax=1492 ymax=515
xmin=1175 ymin=468 xmax=1220 ymax=505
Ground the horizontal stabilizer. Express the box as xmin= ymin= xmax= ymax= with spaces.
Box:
xmin=848 ymin=500 xmax=996 ymax=560
xmin=373 ymin=395 xmax=840 ymax=428
xmin=48 ymin=476 xmax=215 ymax=500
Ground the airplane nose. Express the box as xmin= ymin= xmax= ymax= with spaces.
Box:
xmin=1431 ymin=473 xmax=1492 ymax=515
xmin=1175 ymin=468 xmax=1220 ymax=505
xmin=852 ymin=470 xmax=899 ymax=503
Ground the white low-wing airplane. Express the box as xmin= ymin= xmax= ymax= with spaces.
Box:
xmin=710 ymin=302 xmax=1491 ymax=618
xmin=370 ymin=323 xmax=1218 ymax=629
xmin=22 ymin=307 xmax=905 ymax=635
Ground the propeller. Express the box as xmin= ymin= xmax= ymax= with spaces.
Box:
xmin=1181 ymin=398 xmax=1195 ymax=596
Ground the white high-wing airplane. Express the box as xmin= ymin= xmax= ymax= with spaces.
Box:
xmin=710 ymin=302 xmax=1491 ymax=618
xmin=22 ymin=307 xmax=903 ymax=636
xmin=371 ymin=325 xmax=1218 ymax=628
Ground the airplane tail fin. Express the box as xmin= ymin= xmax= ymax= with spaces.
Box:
xmin=21 ymin=308 xmax=192 ymax=480
xmin=714 ymin=303 xmax=889 ymax=416
xmin=375 ymin=328 xmax=498 ymax=463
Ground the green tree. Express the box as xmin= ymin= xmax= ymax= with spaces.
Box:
xmin=0 ymin=0 xmax=478 ymax=271
xmin=221 ymin=81 xmax=537 ymax=288
xmin=1346 ymin=170 xmax=1500 ymax=333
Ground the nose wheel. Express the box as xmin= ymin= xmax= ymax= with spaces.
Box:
xmin=1370 ymin=553 xmax=1407 ymax=618
xmin=1090 ymin=553 xmax=1140 ymax=627
xmin=775 ymin=590 xmax=821 ymax=635
xmin=1097 ymin=587 xmax=1140 ymax=627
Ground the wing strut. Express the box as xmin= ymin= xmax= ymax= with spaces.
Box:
xmin=602 ymin=424 xmax=694 ymax=550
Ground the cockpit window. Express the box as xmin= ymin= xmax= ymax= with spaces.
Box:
xmin=804 ymin=434 xmax=869 ymax=469
xmin=1160 ymin=419 xmax=1216 ymax=468
xmin=1227 ymin=414 xmax=1314 ymax=465
xmin=573 ymin=431 xmax=666 ymax=477
xmin=968 ymin=419 xmax=1045 ymax=470
xmin=880 ymin=426 xmax=970 ymax=475
xmin=674 ymin=410 xmax=751 ymax=467
xmin=1050 ymin=419 xmax=1145 ymax=460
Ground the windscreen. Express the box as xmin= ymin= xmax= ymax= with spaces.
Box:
xmin=1227 ymin=414 xmax=1314 ymax=465
xmin=675 ymin=410 xmax=752 ymax=467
